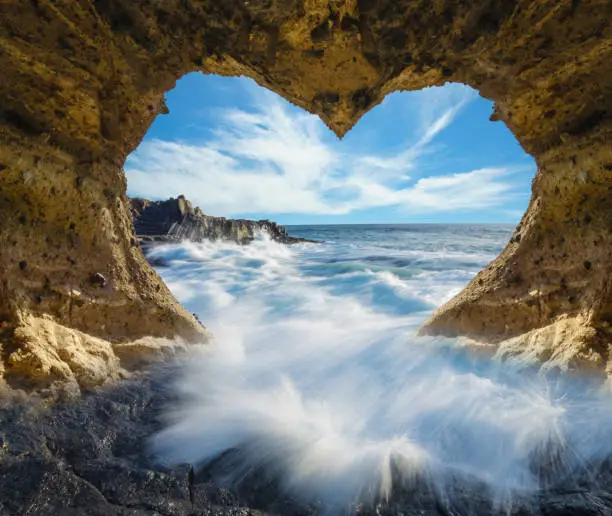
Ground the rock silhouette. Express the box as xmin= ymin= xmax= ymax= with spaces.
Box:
xmin=131 ymin=196 xmax=315 ymax=245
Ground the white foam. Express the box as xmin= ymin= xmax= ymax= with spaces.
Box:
xmin=150 ymin=233 xmax=612 ymax=508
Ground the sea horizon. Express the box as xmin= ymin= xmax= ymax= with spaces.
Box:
xmin=284 ymin=221 xmax=517 ymax=227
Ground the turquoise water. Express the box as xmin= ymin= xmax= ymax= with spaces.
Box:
xmin=148 ymin=224 xmax=612 ymax=509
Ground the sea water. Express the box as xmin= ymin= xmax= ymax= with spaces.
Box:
xmin=149 ymin=224 xmax=612 ymax=509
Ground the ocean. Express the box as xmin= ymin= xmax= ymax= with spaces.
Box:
xmin=146 ymin=224 xmax=612 ymax=511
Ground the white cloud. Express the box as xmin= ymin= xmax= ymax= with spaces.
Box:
xmin=126 ymin=86 xmax=517 ymax=217
xmin=397 ymin=168 xmax=511 ymax=211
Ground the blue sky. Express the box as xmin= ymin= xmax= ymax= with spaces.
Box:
xmin=126 ymin=73 xmax=535 ymax=224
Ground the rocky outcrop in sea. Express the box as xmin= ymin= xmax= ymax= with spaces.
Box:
xmin=130 ymin=196 xmax=315 ymax=245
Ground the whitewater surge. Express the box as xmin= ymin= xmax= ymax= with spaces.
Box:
xmin=149 ymin=225 xmax=612 ymax=511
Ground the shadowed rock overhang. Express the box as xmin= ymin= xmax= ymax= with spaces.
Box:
xmin=0 ymin=0 xmax=610 ymax=392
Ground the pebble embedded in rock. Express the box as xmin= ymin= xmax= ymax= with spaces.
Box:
xmin=91 ymin=272 xmax=107 ymax=287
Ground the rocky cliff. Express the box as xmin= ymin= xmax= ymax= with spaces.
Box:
xmin=0 ymin=0 xmax=610 ymax=390
xmin=130 ymin=196 xmax=314 ymax=245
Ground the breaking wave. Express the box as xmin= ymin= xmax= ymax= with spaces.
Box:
xmin=149 ymin=225 xmax=612 ymax=511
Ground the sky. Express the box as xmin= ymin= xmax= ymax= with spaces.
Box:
xmin=126 ymin=73 xmax=536 ymax=224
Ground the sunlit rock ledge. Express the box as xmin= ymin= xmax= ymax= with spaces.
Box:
xmin=1 ymin=313 xmax=208 ymax=399
xmin=450 ymin=316 xmax=609 ymax=380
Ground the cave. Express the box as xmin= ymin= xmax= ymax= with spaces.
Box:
xmin=0 ymin=0 xmax=611 ymax=392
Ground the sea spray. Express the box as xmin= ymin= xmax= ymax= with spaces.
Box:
xmin=149 ymin=225 xmax=612 ymax=511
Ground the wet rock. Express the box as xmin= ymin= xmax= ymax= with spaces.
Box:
xmin=2 ymin=370 xmax=611 ymax=515
xmin=130 ymin=196 xmax=317 ymax=245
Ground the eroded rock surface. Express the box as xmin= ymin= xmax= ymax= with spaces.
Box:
xmin=1 ymin=367 xmax=611 ymax=516
xmin=0 ymin=0 xmax=610 ymax=386
xmin=131 ymin=195 xmax=315 ymax=245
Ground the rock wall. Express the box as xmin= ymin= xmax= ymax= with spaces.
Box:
xmin=130 ymin=195 xmax=313 ymax=245
xmin=0 ymin=0 xmax=610 ymax=388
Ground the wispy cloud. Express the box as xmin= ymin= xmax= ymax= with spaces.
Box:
xmin=126 ymin=85 xmax=519 ymax=217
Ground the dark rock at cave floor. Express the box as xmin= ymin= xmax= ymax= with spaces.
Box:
xmin=1 ymin=368 xmax=611 ymax=515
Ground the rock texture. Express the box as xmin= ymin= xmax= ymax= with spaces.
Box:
xmin=0 ymin=0 xmax=610 ymax=384
xmin=1 ymin=368 xmax=611 ymax=516
xmin=131 ymin=195 xmax=315 ymax=245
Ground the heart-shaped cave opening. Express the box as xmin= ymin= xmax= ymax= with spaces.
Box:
xmin=123 ymin=71 xmax=537 ymax=377
xmin=0 ymin=0 xmax=609 ymax=398
xmin=1 ymin=2 xmax=611 ymax=514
